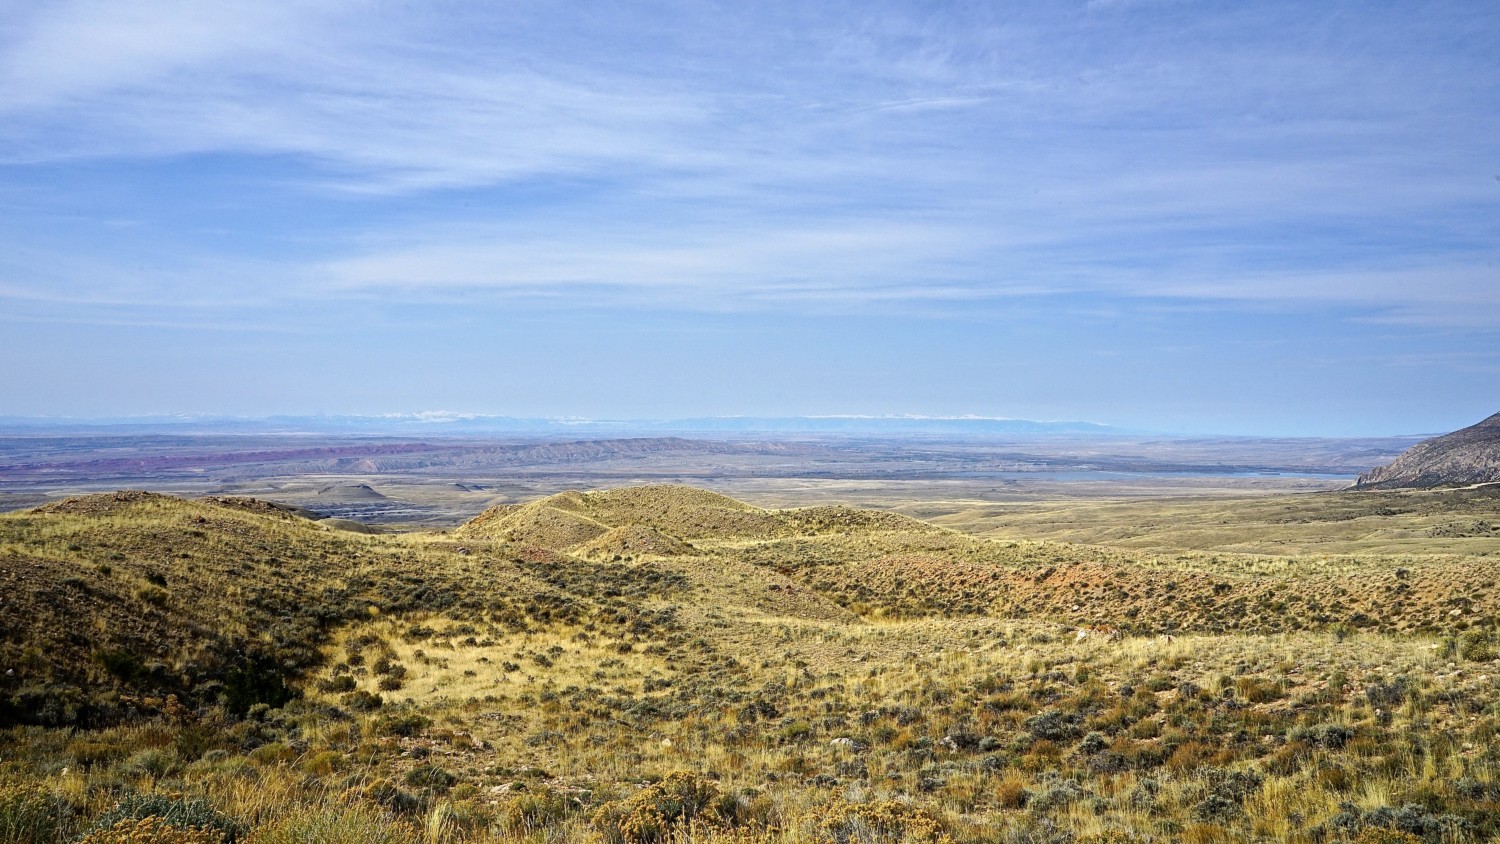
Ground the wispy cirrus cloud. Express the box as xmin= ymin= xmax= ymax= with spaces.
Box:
xmin=0 ymin=2 xmax=712 ymax=191
xmin=1 ymin=1 xmax=1497 ymax=429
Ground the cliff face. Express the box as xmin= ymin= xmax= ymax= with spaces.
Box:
xmin=1355 ymin=412 xmax=1500 ymax=489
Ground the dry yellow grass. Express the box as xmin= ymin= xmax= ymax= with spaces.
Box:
xmin=4 ymin=483 xmax=1500 ymax=843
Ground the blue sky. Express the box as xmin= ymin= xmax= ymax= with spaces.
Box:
xmin=1 ymin=1 xmax=1496 ymax=435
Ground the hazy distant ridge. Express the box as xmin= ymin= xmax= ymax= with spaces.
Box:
xmin=0 ymin=414 xmax=1115 ymax=436
xmin=628 ymin=416 xmax=1115 ymax=434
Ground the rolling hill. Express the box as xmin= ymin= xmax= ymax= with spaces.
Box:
xmin=456 ymin=484 xmax=939 ymax=548
xmin=6 ymin=483 xmax=1500 ymax=843
xmin=9 ymin=484 xmax=1497 ymax=726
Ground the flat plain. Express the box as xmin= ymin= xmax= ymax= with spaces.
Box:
xmin=0 ymin=430 xmax=1418 ymax=522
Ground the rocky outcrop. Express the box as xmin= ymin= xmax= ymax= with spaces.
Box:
xmin=1355 ymin=412 xmax=1500 ymax=489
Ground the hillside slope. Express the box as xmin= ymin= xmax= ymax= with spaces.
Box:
xmin=8 ymin=483 xmax=1500 ymax=732
xmin=1356 ymin=411 xmax=1500 ymax=489
xmin=8 ymin=484 xmax=1500 ymax=844
xmin=0 ymin=491 xmax=683 ymax=726
xmin=456 ymin=483 xmax=940 ymax=548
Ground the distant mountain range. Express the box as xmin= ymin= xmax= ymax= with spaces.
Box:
xmin=1355 ymin=411 xmax=1500 ymax=489
xmin=0 ymin=413 xmax=1117 ymax=437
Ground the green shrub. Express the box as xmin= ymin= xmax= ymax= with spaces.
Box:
xmin=96 ymin=650 xmax=146 ymax=683
xmin=302 ymin=750 xmax=345 ymax=776
xmin=317 ymin=675 xmax=357 ymax=694
xmin=223 ymin=661 xmax=295 ymax=716
xmin=342 ymin=691 xmax=382 ymax=713
xmin=123 ymin=748 xmax=179 ymax=779
xmin=1234 ymin=676 xmax=1284 ymax=703
xmin=4 ymin=683 xmax=87 ymax=727
xmin=134 ymin=585 xmax=170 ymax=607
xmin=85 ymin=794 xmax=241 ymax=843
xmin=372 ymin=710 xmax=430 ymax=737
xmin=779 ymin=721 xmax=812 ymax=743
xmin=363 ymin=779 xmax=422 ymax=815
xmin=1023 ymin=709 xmax=1079 ymax=742
xmin=1459 ymin=629 xmax=1497 ymax=662
xmin=403 ymin=764 xmax=457 ymax=793
xmin=247 ymin=743 xmax=296 ymax=767
xmin=173 ymin=725 xmax=224 ymax=762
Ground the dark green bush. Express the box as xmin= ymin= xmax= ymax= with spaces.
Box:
xmin=1024 ymin=709 xmax=1080 ymax=742
xmin=404 ymin=764 xmax=457 ymax=793
xmin=343 ymin=690 xmax=383 ymax=712
xmin=372 ymin=709 xmax=430 ymax=737
xmin=1459 ymin=629 xmax=1497 ymax=662
xmin=317 ymin=675 xmax=357 ymax=694
xmin=222 ymin=661 xmax=295 ymax=717
xmin=364 ymin=779 xmax=422 ymax=814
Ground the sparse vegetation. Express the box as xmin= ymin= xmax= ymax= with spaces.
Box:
xmin=4 ymin=484 xmax=1500 ymax=842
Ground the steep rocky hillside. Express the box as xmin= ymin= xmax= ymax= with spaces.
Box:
xmin=1356 ymin=411 xmax=1500 ymax=489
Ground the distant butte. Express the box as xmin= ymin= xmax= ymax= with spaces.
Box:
xmin=1355 ymin=411 xmax=1500 ymax=489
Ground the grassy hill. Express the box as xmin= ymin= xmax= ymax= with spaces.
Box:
xmin=456 ymin=484 xmax=937 ymax=548
xmin=0 ymin=491 xmax=683 ymax=727
xmin=3 ymin=484 xmax=1500 ymax=843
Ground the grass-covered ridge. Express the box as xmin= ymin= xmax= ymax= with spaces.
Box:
xmin=0 ymin=490 xmax=684 ymax=727
xmin=3 ymin=483 xmax=1500 ymax=842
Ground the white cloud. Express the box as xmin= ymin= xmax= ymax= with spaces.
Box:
xmin=0 ymin=1 xmax=312 ymax=109
xmin=0 ymin=1 xmax=1495 ymax=328
xmin=0 ymin=2 xmax=712 ymax=189
xmin=314 ymin=219 xmax=980 ymax=300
